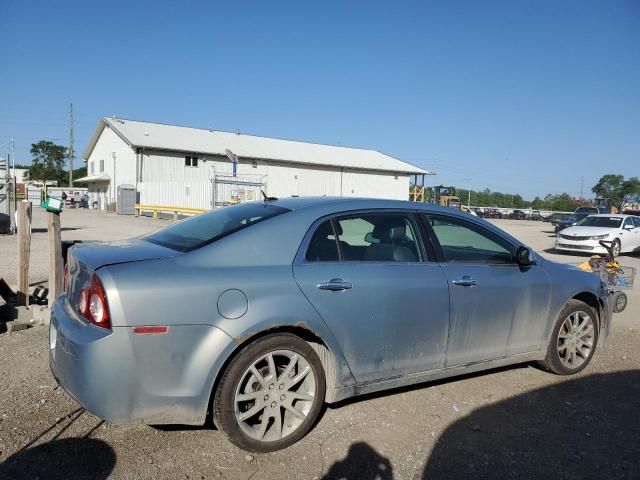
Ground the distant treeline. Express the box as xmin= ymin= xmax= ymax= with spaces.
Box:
xmin=428 ymin=187 xmax=579 ymax=211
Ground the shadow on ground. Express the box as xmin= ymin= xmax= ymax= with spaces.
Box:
xmin=322 ymin=442 xmax=393 ymax=480
xmin=31 ymin=227 xmax=82 ymax=233
xmin=0 ymin=438 xmax=116 ymax=480
xmin=422 ymin=370 xmax=640 ymax=479
xmin=320 ymin=371 xmax=640 ymax=479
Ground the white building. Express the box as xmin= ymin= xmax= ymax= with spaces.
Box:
xmin=79 ymin=117 xmax=430 ymax=212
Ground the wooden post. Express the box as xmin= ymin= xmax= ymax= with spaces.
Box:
xmin=16 ymin=200 xmax=32 ymax=306
xmin=48 ymin=212 xmax=63 ymax=301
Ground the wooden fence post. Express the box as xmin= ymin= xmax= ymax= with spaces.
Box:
xmin=48 ymin=212 xmax=63 ymax=301
xmin=16 ymin=200 xmax=32 ymax=306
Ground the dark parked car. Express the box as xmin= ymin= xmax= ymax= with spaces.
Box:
xmin=555 ymin=207 xmax=599 ymax=233
xmin=511 ymin=210 xmax=528 ymax=220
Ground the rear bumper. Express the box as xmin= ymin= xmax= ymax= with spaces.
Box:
xmin=49 ymin=296 xmax=235 ymax=425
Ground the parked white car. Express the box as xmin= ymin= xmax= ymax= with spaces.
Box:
xmin=555 ymin=214 xmax=640 ymax=256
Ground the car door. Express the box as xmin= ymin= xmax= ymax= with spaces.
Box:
xmin=422 ymin=213 xmax=552 ymax=366
xmin=621 ymin=217 xmax=640 ymax=252
xmin=293 ymin=210 xmax=450 ymax=384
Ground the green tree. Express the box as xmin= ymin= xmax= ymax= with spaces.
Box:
xmin=622 ymin=177 xmax=640 ymax=197
xmin=24 ymin=140 xmax=67 ymax=185
xmin=592 ymin=174 xmax=625 ymax=206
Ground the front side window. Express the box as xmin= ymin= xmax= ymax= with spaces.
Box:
xmin=623 ymin=217 xmax=634 ymax=229
xmin=426 ymin=215 xmax=514 ymax=264
xmin=145 ymin=203 xmax=289 ymax=252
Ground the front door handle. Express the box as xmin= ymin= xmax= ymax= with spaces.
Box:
xmin=318 ymin=278 xmax=353 ymax=291
xmin=452 ymin=276 xmax=478 ymax=287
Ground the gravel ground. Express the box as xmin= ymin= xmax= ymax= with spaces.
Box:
xmin=0 ymin=215 xmax=638 ymax=480
xmin=0 ymin=208 xmax=167 ymax=288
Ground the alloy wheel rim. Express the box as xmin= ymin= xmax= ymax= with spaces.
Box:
xmin=557 ymin=311 xmax=594 ymax=369
xmin=234 ymin=350 xmax=316 ymax=442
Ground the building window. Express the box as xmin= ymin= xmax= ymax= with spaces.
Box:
xmin=185 ymin=155 xmax=199 ymax=167
xmin=90 ymin=162 xmax=95 ymax=175
xmin=99 ymin=159 xmax=105 ymax=172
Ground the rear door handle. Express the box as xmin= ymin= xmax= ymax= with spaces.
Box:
xmin=318 ymin=278 xmax=353 ymax=291
xmin=452 ymin=276 xmax=478 ymax=287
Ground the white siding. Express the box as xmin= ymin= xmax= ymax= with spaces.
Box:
xmin=85 ymin=125 xmax=136 ymax=209
xmin=87 ymin=133 xmax=411 ymax=210
xmin=137 ymin=151 xmax=410 ymax=207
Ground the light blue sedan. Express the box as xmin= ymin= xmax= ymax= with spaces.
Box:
xmin=50 ymin=197 xmax=613 ymax=452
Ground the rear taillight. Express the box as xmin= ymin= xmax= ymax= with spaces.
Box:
xmin=77 ymin=274 xmax=111 ymax=329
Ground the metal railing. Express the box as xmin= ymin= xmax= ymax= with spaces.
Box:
xmin=134 ymin=204 xmax=207 ymax=220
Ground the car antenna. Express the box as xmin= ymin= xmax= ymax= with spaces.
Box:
xmin=261 ymin=190 xmax=278 ymax=202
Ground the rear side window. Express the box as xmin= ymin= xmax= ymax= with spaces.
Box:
xmin=426 ymin=215 xmax=514 ymax=264
xmin=305 ymin=212 xmax=424 ymax=262
xmin=144 ymin=203 xmax=289 ymax=252
xmin=337 ymin=213 xmax=423 ymax=262
xmin=633 ymin=217 xmax=640 ymax=228
xmin=305 ymin=220 xmax=339 ymax=262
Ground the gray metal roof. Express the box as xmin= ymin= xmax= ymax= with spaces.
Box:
xmin=83 ymin=117 xmax=430 ymax=175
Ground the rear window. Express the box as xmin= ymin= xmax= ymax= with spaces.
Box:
xmin=144 ymin=203 xmax=289 ymax=252
xmin=575 ymin=207 xmax=598 ymax=214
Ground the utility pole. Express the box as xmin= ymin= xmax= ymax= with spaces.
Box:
xmin=68 ymin=103 xmax=74 ymax=187
xmin=580 ymin=176 xmax=584 ymax=200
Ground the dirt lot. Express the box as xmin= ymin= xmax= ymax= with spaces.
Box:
xmin=1 ymin=210 xmax=639 ymax=480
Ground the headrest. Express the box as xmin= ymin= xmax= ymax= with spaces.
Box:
xmin=389 ymin=225 xmax=406 ymax=242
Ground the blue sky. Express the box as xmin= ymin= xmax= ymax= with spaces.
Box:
xmin=1 ymin=0 xmax=638 ymax=199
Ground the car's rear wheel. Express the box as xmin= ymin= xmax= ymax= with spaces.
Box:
xmin=539 ymin=299 xmax=598 ymax=375
xmin=213 ymin=333 xmax=325 ymax=452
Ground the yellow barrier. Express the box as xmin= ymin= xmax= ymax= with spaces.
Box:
xmin=134 ymin=204 xmax=207 ymax=220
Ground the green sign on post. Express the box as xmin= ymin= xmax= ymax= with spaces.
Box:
xmin=41 ymin=196 xmax=64 ymax=214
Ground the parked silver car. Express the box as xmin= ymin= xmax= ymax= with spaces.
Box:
xmin=50 ymin=197 xmax=613 ymax=452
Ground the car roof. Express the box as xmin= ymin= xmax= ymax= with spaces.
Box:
xmin=587 ymin=214 xmax=630 ymax=218
xmin=270 ymin=196 xmax=468 ymax=215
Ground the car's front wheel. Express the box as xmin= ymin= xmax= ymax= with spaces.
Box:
xmin=539 ymin=299 xmax=598 ymax=375
xmin=213 ymin=333 xmax=326 ymax=452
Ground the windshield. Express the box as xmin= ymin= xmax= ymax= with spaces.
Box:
xmin=575 ymin=207 xmax=598 ymax=214
xmin=144 ymin=203 xmax=289 ymax=252
xmin=577 ymin=216 xmax=622 ymax=228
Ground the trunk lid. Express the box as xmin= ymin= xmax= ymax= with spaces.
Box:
xmin=66 ymin=239 xmax=180 ymax=306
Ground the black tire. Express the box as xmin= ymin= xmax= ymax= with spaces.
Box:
xmin=213 ymin=333 xmax=326 ymax=452
xmin=612 ymin=291 xmax=627 ymax=313
xmin=539 ymin=299 xmax=599 ymax=375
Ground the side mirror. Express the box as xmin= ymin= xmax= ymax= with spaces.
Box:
xmin=623 ymin=224 xmax=634 ymax=230
xmin=516 ymin=246 xmax=535 ymax=266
